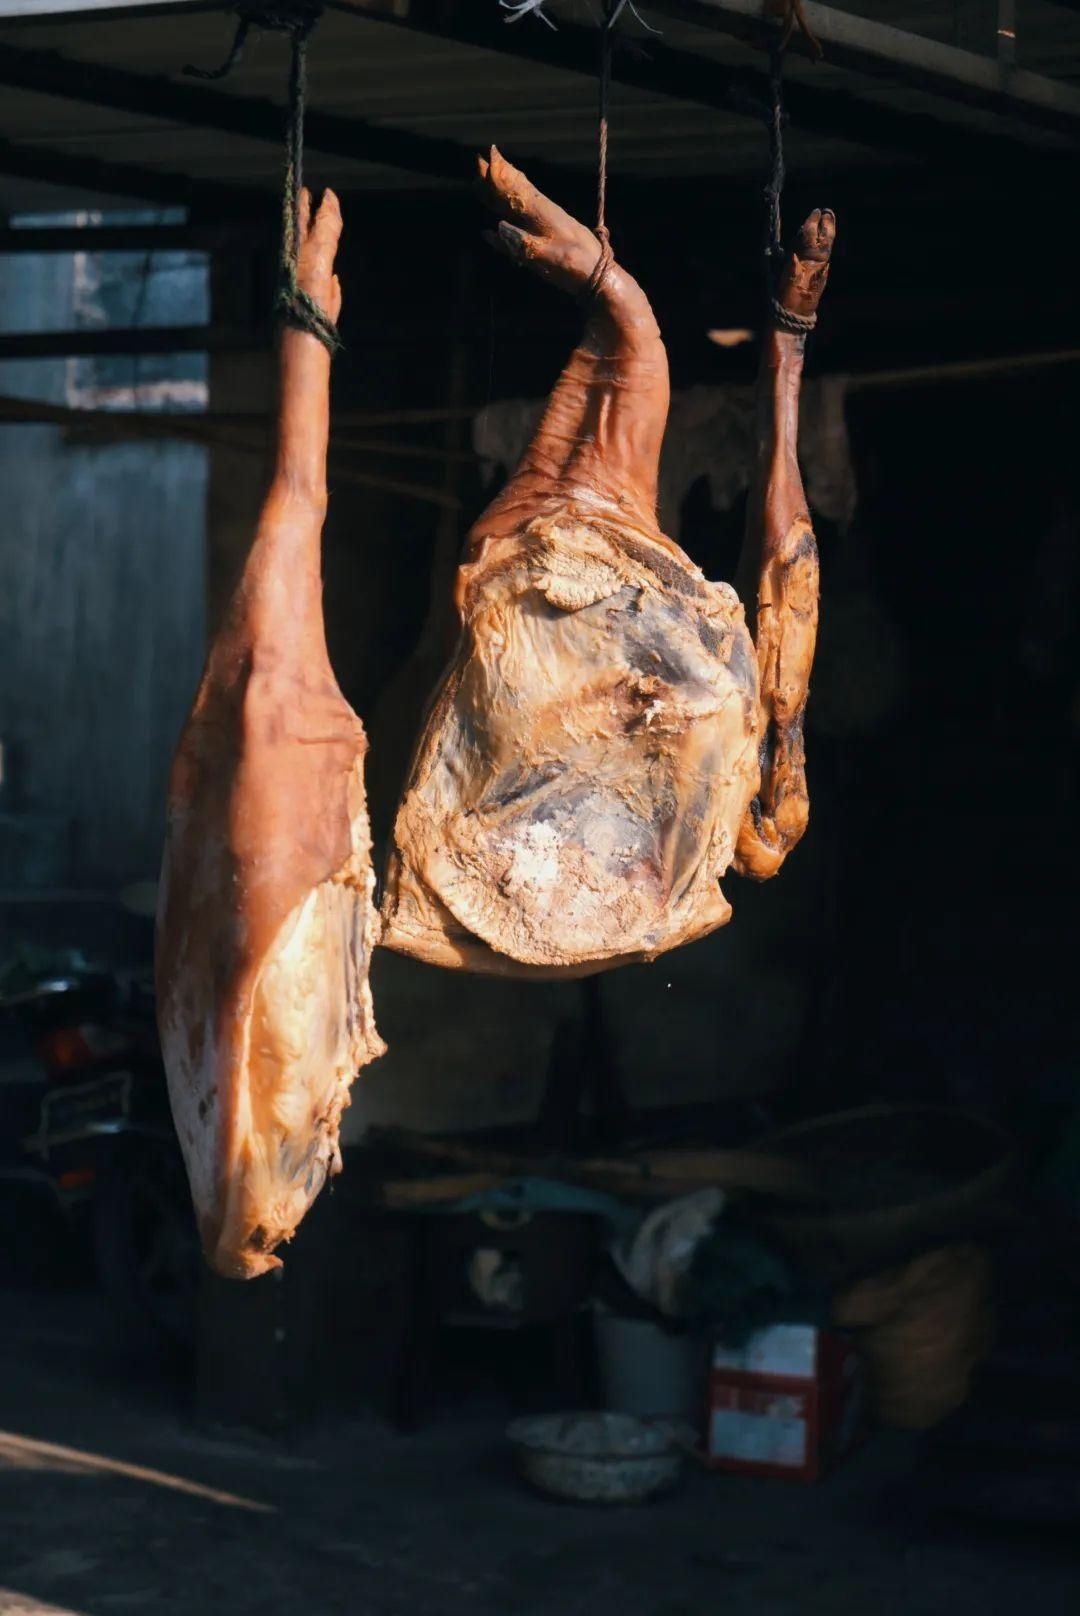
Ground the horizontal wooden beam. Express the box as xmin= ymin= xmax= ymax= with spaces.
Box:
xmin=0 ymin=0 xmax=199 ymax=16
xmin=0 ymin=323 xmax=237 ymax=359
xmin=0 ymin=312 xmax=627 ymax=359
xmin=650 ymin=0 xmax=1080 ymax=142
xmin=0 ymin=134 xmax=262 ymax=213
xmin=847 ymin=346 xmax=1080 ymax=393
xmin=0 ymin=39 xmax=569 ymax=195
xmin=0 ymin=387 xmax=457 ymax=506
xmin=1 ymin=291 xmax=1072 ymax=368
xmin=344 ymin=0 xmax=874 ymax=152
xmin=0 ymin=398 xmax=472 ymax=463
xmin=0 ymin=220 xmax=261 ymax=253
xmin=5 ymin=348 xmax=1078 ymax=450
xmin=0 ymin=316 xmax=590 ymax=361
xmin=0 ymin=395 xmax=479 ymax=427
xmin=342 ymin=1 xmax=1078 ymax=174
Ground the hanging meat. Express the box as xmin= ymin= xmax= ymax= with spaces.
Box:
xmin=156 ymin=191 xmax=385 ymax=1279
xmin=381 ymin=150 xmax=834 ymax=977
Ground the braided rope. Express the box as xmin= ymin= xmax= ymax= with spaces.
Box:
xmin=183 ymin=2 xmax=324 ymax=79
xmin=275 ymin=26 xmax=341 ymax=352
xmin=763 ymin=38 xmax=785 ymax=286
xmin=185 ymin=3 xmax=339 ymax=354
xmin=584 ymin=0 xmax=628 ymax=305
xmin=762 ymin=4 xmax=824 ymax=338
xmin=770 ymin=298 xmax=816 ymax=334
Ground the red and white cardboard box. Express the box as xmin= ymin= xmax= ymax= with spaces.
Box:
xmin=704 ymin=1324 xmax=864 ymax=1481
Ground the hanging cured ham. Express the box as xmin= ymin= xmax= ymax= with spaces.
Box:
xmin=156 ymin=192 xmax=384 ymax=1279
xmin=381 ymin=149 xmax=834 ymax=977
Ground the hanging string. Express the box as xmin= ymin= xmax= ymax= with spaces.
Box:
xmin=763 ymin=36 xmax=786 ymax=282
xmin=275 ymin=25 xmax=341 ymax=351
xmin=761 ymin=1 xmax=823 ymax=336
xmin=584 ymin=0 xmax=630 ymax=303
xmin=498 ymin=1 xmax=658 ymax=304
xmin=184 ymin=2 xmax=323 ymax=80
xmin=184 ymin=3 xmax=340 ymax=354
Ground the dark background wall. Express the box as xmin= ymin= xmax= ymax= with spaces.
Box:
xmin=816 ymin=369 xmax=1078 ymax=1140
xmin=202 ymin=181 xmax=1078 ymax=1140
xmin=2 ymin=175 xmax=1074 ymax=1142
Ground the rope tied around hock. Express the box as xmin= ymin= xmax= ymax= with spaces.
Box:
xmin=584 ymin=0 xmax=631 ymax=305
xmin=184 ymin=2 xmax=340 ymax=354
xmin=275 ymin=25 xmax=341 ymax=353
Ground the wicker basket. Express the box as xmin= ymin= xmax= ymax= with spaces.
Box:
xmin=756 ymin=1104 xmax=1014 ymax=1285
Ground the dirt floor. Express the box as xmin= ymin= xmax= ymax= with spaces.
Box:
xmin=0 ymin=1286 xmax=1075 ymax=1616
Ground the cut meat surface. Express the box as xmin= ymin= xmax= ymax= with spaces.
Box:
xmin=384 ymin=512 xmax=758 ymax=972
xmin=156 ymin=192 xmax=384 ymax=1279
xmin=381 ymin=151 xmax=833 ymax=976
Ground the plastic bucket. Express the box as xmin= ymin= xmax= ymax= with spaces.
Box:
xmin=594 ymin=1311 xmax=706 ymax=1421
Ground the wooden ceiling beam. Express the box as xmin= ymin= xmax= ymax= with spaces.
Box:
xmin=0 ymin=219 xmax=261 ymax=252
xmin=340 ymin=0 xmax=1075 ymax=172
xmin=0 ymin=0 xmax=201 ymax=18
xmin=650 ymin=0 xmax=1080 ymax=142
xmin=0 ymin=323 xmax=252 ymax=358
xmin=0 ymin=39 xmax=571 ymax=195
xmin=0 ymin=133 xmax=261 ymax=212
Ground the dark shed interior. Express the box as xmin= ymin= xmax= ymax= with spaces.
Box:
xmin=0 ymin=3 xmax=1078 ymax=1612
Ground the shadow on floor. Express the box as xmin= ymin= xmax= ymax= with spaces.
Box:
xmin=0 ymin=1287 xmax=1075 ymax=1616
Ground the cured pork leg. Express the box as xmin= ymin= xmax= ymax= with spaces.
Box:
xmin=156 ymin=191 xmax=384 ymax=1279
xmin=735 ymin=208 xmax=835 ymax=879
xmin=381 ymin=151 xmax=832 ymax=977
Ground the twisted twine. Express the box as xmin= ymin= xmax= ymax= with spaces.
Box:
xmin=763 ymin=38 xmax=786 ymax=288
xmin=762 ymin=24 xmax=817 ymax=333
xmin=585 ymin=0 xmax=631 ymax=303
xmin=184 ymin=3 xmax=340 ymax=354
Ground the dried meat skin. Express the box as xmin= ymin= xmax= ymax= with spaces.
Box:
xmin=385 ymin=513 xmax=757 ymax=972
xmin=734 ymin=208 xmax=835 ymax=880
xmin=155 ymin=193 xmax=384 ymax=1279
xmin=382 ymin=154 xmax=833 ymax=977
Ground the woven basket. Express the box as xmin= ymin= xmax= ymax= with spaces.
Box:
xmin=833 ymin=1244 xmax=994 ymax=1430
xmin=756 ymin=1104 xmax=1014 ymax=1285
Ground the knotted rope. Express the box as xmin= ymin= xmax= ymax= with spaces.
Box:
xmin=763 ymin=38 xmax=786 ymax=286
xmin=762 ymin=3 xmax=822 ymax=335
xmin=184 ymin=2 xmax=340 ymax=353
xmin=584 ymin=0 xmax=631 ymax=303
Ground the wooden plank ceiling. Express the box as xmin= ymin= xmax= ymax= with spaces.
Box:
xmin=0 ymin=0 xmax=1078 ymax=218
